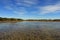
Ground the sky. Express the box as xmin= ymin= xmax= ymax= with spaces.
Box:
xmin=0 ymin=0 xmax=60 ymax=19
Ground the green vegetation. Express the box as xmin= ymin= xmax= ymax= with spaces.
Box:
xmin=0 ymin=17 xmax=60 ymax=22
xmin=0 ymin=17 xmax=23 ymax=22
xmin=25 ymin=19 xmax=60 ymax=22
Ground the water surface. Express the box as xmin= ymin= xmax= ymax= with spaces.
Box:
xmin=0 ymin=21 xmax=60 ymax=40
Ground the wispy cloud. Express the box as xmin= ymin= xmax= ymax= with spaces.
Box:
xmin=13 ymin=7 xmax=27 ymax=15
xmin=16 ymin=0 xmax=38 ymax=7
xmin=38 ymin=2 xmax=60 ymax=14
xmin=3 ymin=0 xmax=38 ymax=15
xmin=24 ymin=0 xmax=38 ymax=4
xmin=13 ymin=11 xmax=25 ymax=15
xmin=4 ymin=6 xmax=13 ymax=10
xmin=1 ymin=0 xmax=60 ymax=15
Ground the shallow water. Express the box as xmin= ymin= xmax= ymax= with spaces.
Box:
xmin=0 ymin=21 xmax=60 ymax=40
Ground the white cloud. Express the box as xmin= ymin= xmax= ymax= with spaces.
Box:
xmin=16 ymin=0 xmax=38 ymax=7
xmin=24 ymin=0 xmax=37 ymax=4
xmin=39 ymin=3 xmax=60 ymax=14
xmin=24 ymin=0 xmax=38 ymax=7
xmin=13 ymin=11 xmax=25 ymax=15
xmin=13 ymin=7 xmax=27 ymax=15
xmin=2 ymin=0 xmax=60 ymax=15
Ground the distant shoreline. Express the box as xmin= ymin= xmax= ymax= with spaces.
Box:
xmin=0 ymin=17 xmax=60 ymax=22
xmin=0 ymin=20 xmax=60 ymax=22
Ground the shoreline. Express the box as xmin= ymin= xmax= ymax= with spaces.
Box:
xmin=0 ymin=20 xmax=60 ymax=23
xmin=0 ymin=17 xmax=60 ymax=22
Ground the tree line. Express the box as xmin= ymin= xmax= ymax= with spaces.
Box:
xmin=0 ymin=17 xmax=60 ymax=22
xmin=26 ymin=19 xmax=60 ymax=22
xmin=0 ymin=17 xmax=23 ymax=22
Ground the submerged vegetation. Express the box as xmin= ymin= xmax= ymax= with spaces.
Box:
xmin=0 ymin=28 xmax=60 ymax=40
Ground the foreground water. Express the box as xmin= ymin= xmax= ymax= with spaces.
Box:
xmin=0 ymin=21 xmax=60 ymax=40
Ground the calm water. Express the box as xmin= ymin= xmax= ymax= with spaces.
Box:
xmin=0 ymin=21 xmax=60 ymax=40
xmin=0 ymin=21 xmax=60 ymax=31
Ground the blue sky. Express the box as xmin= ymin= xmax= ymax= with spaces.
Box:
xmin=0 ymin=0 xmax=60 ymax=19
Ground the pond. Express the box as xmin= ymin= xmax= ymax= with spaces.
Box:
xmin=0 ymin=21 xmax=60 ymax=40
